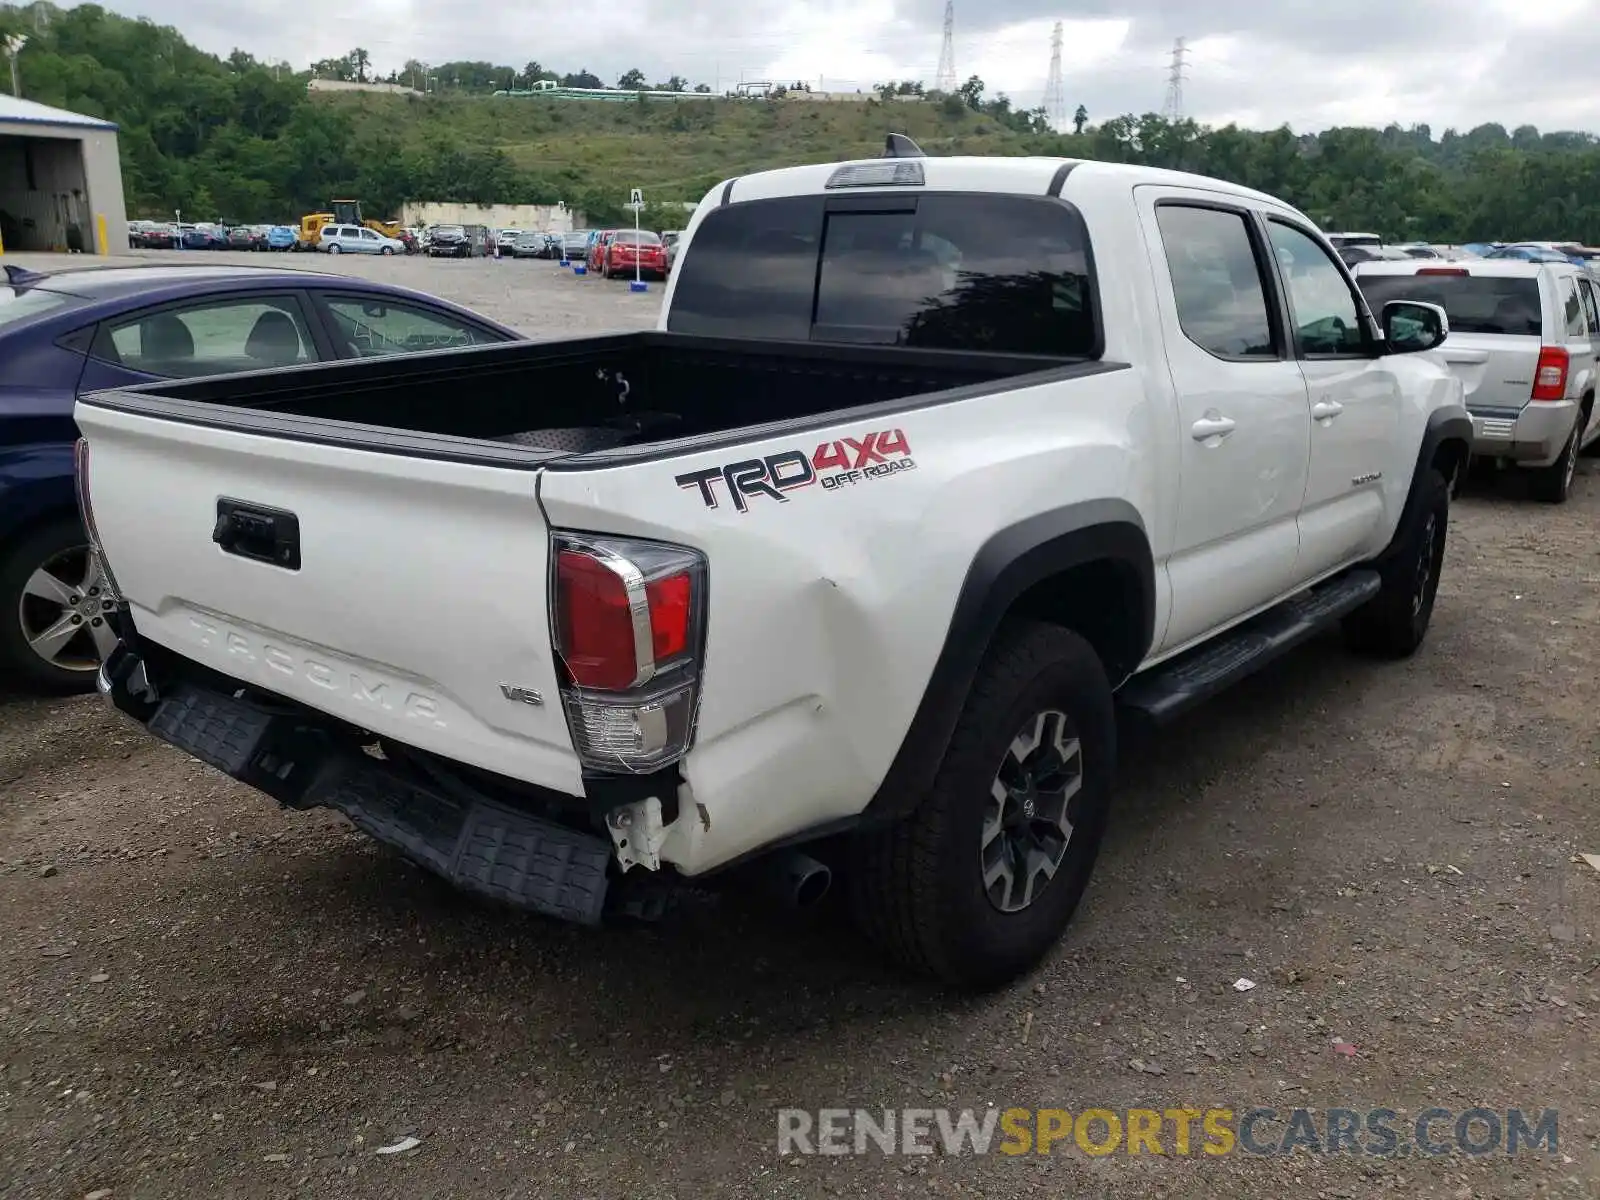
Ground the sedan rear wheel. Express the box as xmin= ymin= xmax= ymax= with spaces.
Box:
xmin=0 ymin=517 xmax=117 ymax=693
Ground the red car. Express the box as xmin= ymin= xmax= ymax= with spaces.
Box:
xmin=586 ymin=230 xmax=617 ymax=274
xmin=604 ymin=230 xmax=669 ymax=280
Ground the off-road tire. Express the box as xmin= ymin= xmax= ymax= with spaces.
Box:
xmin=1342 ymin=467 xmax=1449 ymax=658
xmin=849 ymin=621 xmax=1116 ymax=991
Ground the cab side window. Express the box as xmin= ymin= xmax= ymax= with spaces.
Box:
xmin=1154 ymin=204 xmax=1277 ymax=360
xmin=1265 ymin=221 xmax=1366 ymax=356
xmin=1579 ymin=278 xmax=1600 ymax=335
xmin=1562 ymin=277 xmax=1585 ymax=338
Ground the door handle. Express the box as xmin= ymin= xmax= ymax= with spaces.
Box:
xmin=1191 ymin=413 xmax=1237 ymax=441
xmin=1312 ymin=400 xmax=1344 ymax=420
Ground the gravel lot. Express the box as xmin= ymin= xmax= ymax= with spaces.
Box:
xmin=2 ymin=250 xmax=1598 ymax=1198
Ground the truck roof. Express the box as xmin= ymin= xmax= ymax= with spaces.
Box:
xmin=717 ymin=154 xmax=1302 ymax=217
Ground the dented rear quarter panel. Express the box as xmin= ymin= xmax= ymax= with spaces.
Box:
xmin=537 ymin=366 xmax=1156 ymax=874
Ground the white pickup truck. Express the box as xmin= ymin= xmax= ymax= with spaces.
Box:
xmin=78 ymin=140 xmax=1471 ymax=989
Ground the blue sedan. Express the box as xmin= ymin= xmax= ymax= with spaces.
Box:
xmin=0 ymin=261 xmax=523 ymax=691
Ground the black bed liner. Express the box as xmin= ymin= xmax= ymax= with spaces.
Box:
xmin=78 ymin=330 xmax=1126 ymax=469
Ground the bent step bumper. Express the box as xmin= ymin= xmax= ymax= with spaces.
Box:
xmin=101 ymin=645 xmax=610 ymax=924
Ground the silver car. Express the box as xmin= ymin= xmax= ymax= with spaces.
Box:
xmin=318 ymin=225 xmax=404 ymax=256
xmin=1357 ymin=259 xmax=1600 ymax=502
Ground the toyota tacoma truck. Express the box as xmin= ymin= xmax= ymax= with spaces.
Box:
xmin=77 ymin=140 xmax=1471 ymax=990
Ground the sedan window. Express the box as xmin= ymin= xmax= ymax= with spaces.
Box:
xmin=320 ymin=296 xmax=507 ymax=357
xmin=94 ymin=296 xmax=316 ymax=376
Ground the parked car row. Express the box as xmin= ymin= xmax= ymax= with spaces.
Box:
xmin=1328 ymin=233 xmax=1600 ymax=276
xmin=127 ymin=218 xmax=686 ymax=274
xmin=129 ymin=221 xmax=298 ymax=252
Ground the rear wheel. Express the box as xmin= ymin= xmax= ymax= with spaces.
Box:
xmin=1528 ymin=418 xmax=1581 ymax=503
xmin=849 ymin=621 xmax=1116 ymax=991
xmin=0 ymin=517 xmax=117 ymax=693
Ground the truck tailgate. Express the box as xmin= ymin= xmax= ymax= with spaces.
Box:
xmin=75 ymin=401 xmax=583 ymax=795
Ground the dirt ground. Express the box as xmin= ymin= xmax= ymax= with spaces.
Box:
xmin=1 ymin=251 xmax=1597 ymax=1198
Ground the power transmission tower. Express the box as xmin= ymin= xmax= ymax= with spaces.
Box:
xmin=1044 ymin=21 xmax=1066 ymax=131
xmin=935 ymin=0 xmax=956 ymax=93
xmin=1162 ymin=37 xmax=1188 ymax=121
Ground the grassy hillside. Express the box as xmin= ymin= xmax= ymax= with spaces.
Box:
xmin=324 ymin=91 xmax=1061 ymax=210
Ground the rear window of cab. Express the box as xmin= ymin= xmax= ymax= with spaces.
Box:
xmin=667 ymin=193 xmax=1099 ymax=358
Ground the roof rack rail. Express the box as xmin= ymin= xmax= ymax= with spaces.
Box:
xmin=882 ymin=133 xmax=925 ymax=159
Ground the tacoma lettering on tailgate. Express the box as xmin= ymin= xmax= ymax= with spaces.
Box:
xmin=187 ymin=617 xmax=447 ymax=729
xmin=675 ymin=428 xmax=915 ymax=512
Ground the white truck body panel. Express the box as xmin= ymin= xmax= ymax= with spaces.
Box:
xmin=80 ymin=404 xmax=583 ymax=794
xmin=77 ymin=152 xmax=1469 ymax=881
xmin=538 ymin=367 xmax=1151 ymax=871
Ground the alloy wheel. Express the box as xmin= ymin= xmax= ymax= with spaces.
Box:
xmin=17 ymin=545 xmax=117 ymax=673
xmin=980 ymin=709 xmax=1084 ymax=913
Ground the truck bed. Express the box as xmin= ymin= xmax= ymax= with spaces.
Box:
xmin=80 ymin=331 xmax=1085 ymax=467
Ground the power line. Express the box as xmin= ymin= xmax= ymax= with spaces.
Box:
xmin=1043 ymin=21 xmax=1065 ymax=132
xmin=1162 ymin=36 xmax=1188 ymax=121
xmin=935 ymin=0 xmax=956 ymax=93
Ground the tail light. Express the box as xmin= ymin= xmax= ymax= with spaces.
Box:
xmin=1531 ymin=347 xmax=1569 ymax=401
xmin=1417 ymin=267 xmax=1469 ymax=276
xmin=73 ymin=438 xmax=124 ymax=601
xmin=551 ymin=534 xmax=707 ymax=773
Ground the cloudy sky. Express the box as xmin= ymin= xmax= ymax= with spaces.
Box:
xmin=105 ymin=0 xmax=1600 ymax=133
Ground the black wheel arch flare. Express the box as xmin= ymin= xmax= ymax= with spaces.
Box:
xmin=863 ymin=498 xmax=1155 ymax=825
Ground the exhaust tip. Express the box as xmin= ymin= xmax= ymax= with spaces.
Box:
xmin=793 ymin=862 xmax=832 ymax=908
xmin=765 ymin=851 xmax=832 ymax=909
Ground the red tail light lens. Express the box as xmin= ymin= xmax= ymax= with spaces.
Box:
xmin=1416 ymin=267 xmax=1469 ymax=276
xmin=551 ymin=535 xmax=708 ymax=772
xmin=1532 ymin=346 xmax=1569 ymax=401
xmin=646 ymin=573 xmax=690 ymax=660
xmin=556 ymin=549 xmax=642 ymax=690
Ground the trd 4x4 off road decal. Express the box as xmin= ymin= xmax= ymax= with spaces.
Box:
xmin=675 ymin=429 xmax=915 ymax=512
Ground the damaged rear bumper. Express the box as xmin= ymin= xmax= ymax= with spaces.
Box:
xmin=98 ymin=640 xmax=613 ymax=924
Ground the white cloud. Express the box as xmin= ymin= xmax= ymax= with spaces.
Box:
xmin=100 ymin=0 xmax=1600 ymax=133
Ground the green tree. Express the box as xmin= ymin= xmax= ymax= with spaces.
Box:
xmin=618 ymin=67 xmax=645 ymax=90
xmin=12 ymin=1 xmax=1600 ymax=246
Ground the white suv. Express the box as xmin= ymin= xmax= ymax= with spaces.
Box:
xmin=1356 ymin=259 xmax=1600 ymax=502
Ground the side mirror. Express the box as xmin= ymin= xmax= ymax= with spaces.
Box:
xmin=1382 ymin=299 xmax=1448 ymax=353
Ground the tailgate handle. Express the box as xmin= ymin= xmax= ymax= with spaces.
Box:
xmin=213 ymin=498 xmax=301 ymax=570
